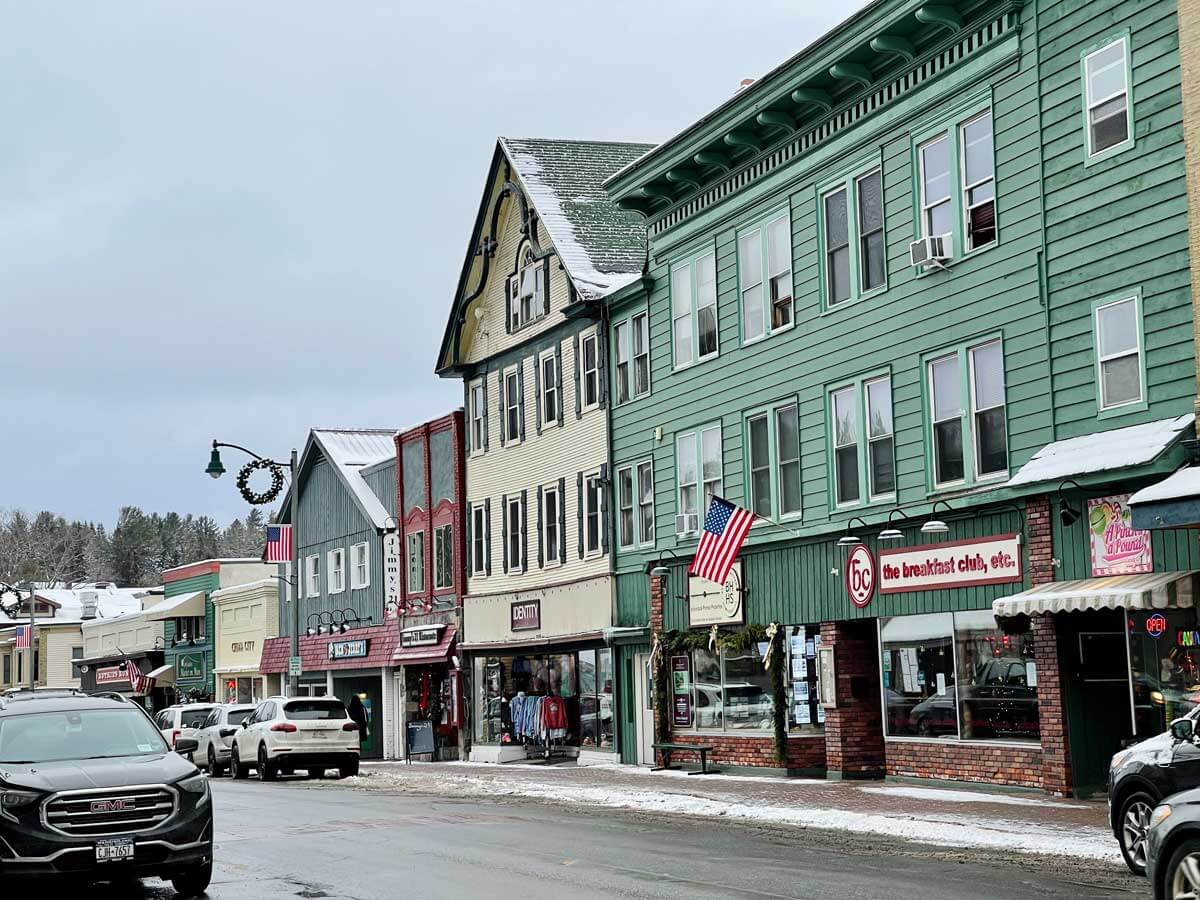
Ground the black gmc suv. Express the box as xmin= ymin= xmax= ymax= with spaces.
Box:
xmin=0 ymin=689 xmax=212 ymax=894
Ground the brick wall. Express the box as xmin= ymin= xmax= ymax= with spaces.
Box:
xmin=665 ymin=732 xmax=826 ymax=771
xmin=821 ymin=620 xmax=885 ymax=778
xmin=886 ymin=740 xmax=1043 ymax=789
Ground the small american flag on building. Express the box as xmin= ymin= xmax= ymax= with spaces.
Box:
xmin=124 ymin=657 xmax=152 ymax=695
xmin=14 ymin=625 xmax=30 ymax=650
xmin=263 ymin=524 xmax=293 ymax=563
xmin=689 ymin=496 xmax=755 ymax=585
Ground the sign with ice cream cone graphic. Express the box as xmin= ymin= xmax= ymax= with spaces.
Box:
xmin=1088 ymin=494 xmax=1152 ymax=577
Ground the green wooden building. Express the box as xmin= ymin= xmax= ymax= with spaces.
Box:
xmin=602 ymin=0 xmax=1198 ymax=798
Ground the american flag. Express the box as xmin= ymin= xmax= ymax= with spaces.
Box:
xmin=689 ymin=496 xmax=755 ymax=585
xmin=124 ymin=657 xmax=153 ymax=695
xmin=263 ymin=524 xmax=293 ymax=563
xmin=14 ymin=625 xmax=30 ymax=650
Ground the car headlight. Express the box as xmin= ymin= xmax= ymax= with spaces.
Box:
xmin=0 ymin=788 xmax=40 ymax=822
xmin=1151 ymin=804 xmax=1173 ymax=829
xmin=177 ymin=773 xmax=210 ymax=806
xmin=1111 ymin=749 xmax=1133 ymax=771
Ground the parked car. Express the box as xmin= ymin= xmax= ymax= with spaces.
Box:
xmin=1109 ymin=707 xmax=1200 ymax=875
xmin=194 ymin=704 xmax=256 ymax=777
xmin=0 ymin=688 xmax=212 ymax=895
xmin=230 ymin=696 xmax=360 ymax=781
xmin=1146 ymin=783 xmax=1200 ymax=898
xmin=153 ymin=703 xmax=218 ymax=754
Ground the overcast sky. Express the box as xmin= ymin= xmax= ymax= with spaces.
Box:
xmin=1 ymin=1 xmax=860 ymax=527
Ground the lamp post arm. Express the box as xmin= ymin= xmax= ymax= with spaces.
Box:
xmin=212 ymin=440 xmax=289 ymax=470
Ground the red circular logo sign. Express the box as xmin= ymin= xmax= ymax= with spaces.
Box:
xmin=1147 ymin=613 xmax=1168 ymax=638
xmin=845 ymin=544 xmax=876 ymax=609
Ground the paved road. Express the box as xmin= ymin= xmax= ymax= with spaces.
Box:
xmin=88 ymin=778 xmax=1140 ymax=900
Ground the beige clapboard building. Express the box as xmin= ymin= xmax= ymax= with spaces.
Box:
xmin=436 ymin=138 xmax=651 ymax=762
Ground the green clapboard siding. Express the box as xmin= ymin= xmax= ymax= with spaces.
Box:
xmin=615 ymin=571 xmax=650 ymax=627
xmin=163 ymin=571 xmax=219 ymax=694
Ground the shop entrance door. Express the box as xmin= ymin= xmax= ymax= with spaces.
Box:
xmin=634 ymin=652 xmax=654 ymax=766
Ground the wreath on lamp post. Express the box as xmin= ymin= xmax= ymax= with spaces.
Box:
xmin=236 ymin=458 xmax=285 ymax=506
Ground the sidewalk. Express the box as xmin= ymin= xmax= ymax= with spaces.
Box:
xmin=352 ymin=760 xmax=1121 ymax=866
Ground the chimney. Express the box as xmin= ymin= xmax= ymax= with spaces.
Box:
xmin=738 ymin=78 xmax=755 ymax=92
xmin=80 ymin=591 xmax=99 ymax=621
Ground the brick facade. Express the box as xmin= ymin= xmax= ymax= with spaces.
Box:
xmin=665 ymin=732 xmax=825 ymax=772
xmin=821 ymin=620 xmax=885 ymax=779
xmin=886 ymin=740 xmax=1043 ymax=789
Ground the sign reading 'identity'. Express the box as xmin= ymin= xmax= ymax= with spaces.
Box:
xmin=511 ymin=600 xmax=541 ymax=632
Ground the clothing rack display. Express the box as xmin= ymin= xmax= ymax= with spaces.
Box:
xmin=509 ymin=691 xmax=569 ymax=760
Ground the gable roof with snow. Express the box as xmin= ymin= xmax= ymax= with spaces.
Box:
xmin=278 ymin=428 xmax=397 ymax=532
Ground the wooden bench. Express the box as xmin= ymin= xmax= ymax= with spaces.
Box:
xmin=651 ymin=741 xmax=719 ymax=775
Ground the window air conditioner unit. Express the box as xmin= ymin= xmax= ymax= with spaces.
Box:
xmin=909 ymin=235 xmax=951 ymax=269
xmin=675 ymin=513 xmax=699 ymax=534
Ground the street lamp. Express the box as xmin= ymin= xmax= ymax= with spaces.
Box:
xmin=837 ymin=517 xmax=869 ymax=547
xmin=878 ymin=509 xmax=907 ymax=543
xmin=206 ymin=439 xmax=300 ymax=696
xmin=921 ymin=500 xmax=954 ymax=535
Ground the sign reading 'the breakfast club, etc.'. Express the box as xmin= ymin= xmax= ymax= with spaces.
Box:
xmin=879 ymin=535 xmax=1022 ymax=594
xmin=688 ymin=561 xmax=745 ymax=628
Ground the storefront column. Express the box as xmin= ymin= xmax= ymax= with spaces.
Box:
xmin=380 ymin=666 xmax=394 ymax=760
xmin=649 ymin=571 xmax=666 ymax=768
xmin=820 ymin=620 xmax=885 ymax=780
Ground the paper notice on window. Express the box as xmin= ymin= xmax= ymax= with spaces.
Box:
xmin=806 ymin=639 xmax=816 ymax=658
xmin=936 ymin=672 xmax=947 ymax=696
xmin=795 ymin=681 xmax=810 ymax=702
xmin=790 ymin=635 xmax=805 ymax=660
xmin=795 ymin=703 xmax=811 ymax=724
xmin=792 ymin=655 xmax=807 ymax=680
xmin=816 ymin=704 xmax=825 ymax=724
xmin=1026 ymin=661 xmax=1037 ymax=688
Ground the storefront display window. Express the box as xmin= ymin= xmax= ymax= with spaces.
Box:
xmin=473 ymin=651 xmax=583 ymax=747
xmin=880 ymin=611 xmax=1039 ymax=743
xmin=1129 ymin=609 xmax=1200 ymax=736
xmin=578 ymin=648 xmax=614 ymax=749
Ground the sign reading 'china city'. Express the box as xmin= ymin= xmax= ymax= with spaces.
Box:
xmin=879 ymin=535 xmax=1022 ymax=594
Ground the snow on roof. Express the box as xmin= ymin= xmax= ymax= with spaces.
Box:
xmin=312 ymin=428 xmax=398 ymax=530
xmin=1130 ymin=466 xmax=1200 ymax=505
xmin=1007 ymin=414 xmax=1195 ymax=487
xmin=499 ymin=138 xmax=656 ymax=300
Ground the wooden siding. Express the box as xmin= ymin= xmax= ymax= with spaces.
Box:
xmin=363 ymin=461 xmax=397 ymax=519
xmin=163 ymin=571 xmax=219 ymax=690
xmin=615 ymin=571 xmax=650 ymax=627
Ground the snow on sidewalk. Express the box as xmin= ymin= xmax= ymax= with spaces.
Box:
xmin=355 ymin=761 xmax=1120 ymax=865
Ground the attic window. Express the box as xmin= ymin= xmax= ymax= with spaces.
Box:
xmin=508 ymin=247 xmax=547 ymax=331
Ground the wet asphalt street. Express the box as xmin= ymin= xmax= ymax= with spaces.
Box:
xmin=78 ymin=777 xmax=1141 ymax=900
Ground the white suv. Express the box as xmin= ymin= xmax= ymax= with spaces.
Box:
xmin=230 ymin=696 xmax=360 ymax=781
xmin=154 ymin=703 xmax=218 ymax=754
xmin=194 ymin=704 xmax=256 ymax=777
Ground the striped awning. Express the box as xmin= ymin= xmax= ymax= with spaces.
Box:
xmin=993 ymin=571 xmax=1199 ymax=617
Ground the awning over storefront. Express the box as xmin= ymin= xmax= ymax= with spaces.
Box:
xmin=993 ymin=571 xmax=1200 ymax=617
xmin=144 ymin=591 xmax=204 ymax=621
xmin=393 ymin=625 xmax=457 ymax=667
xmin=145 ymin=664 xmax=175 ymax=685
xmin=1130 ymin=466 xmax=1200 ymax=529
xmin=458 ymin=630 xmax=606 ymax=652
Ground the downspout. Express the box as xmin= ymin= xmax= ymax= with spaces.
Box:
xmin=1032 ymin=0 xmax=1057 ymax=440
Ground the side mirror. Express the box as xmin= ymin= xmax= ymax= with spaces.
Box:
xmin=241 ymin=719 xmax=251 ymax=728
xmin=1171 ymin=718 xmax=1195 ymax=743
xmin=174 ymin=737 xmax=199 ymax=754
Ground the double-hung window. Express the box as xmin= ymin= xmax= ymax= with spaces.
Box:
xmin=470 ymin=380 xmax=485 ymax=452
xmin=504 ymin=368 xmax=521 ymax=442
xmin=540 ymin=351 xmax=558 ymax=426
xmin=614 ymin=312 xmax=651 ymax=403
xmin=676 ymin=425 xmax=722 ymax=534
xmin=328 ymin=548 xmax=345 ymax=594
xmin=917 ymin=105 xmax=996 ymax=257
xmin=821 ymin=164 xmax=885 ymax=308
xmin=350 ymin=542 xmax=369 ymax=590
xmin=615 ymin=320 xmax=631 ymax=404
xmin=830 ymin=376 xmax=896 ymax=506
xmin=542 ymin=484 xmax=560 ymax=563
xmin=671 ymin=250 xmax=718 ymax=368
xmin=746 ymin=402 xmax=801 ymax=520
xmin=584 ymin=473 xmax=603 ymax=555
xmin=1083 ymin=36 xmax=1133 ymax=160
xmin=508 ymin=248 xmax=546 ymax=330
xmin=582 ymin=333 xmax=600 ymax=408
xmin=406 ymin=532 xmax=424 ymax=592
xmin=505 ymin=495 xmax=523 ymax=574
xmin=739 ymin=212 xmax=792 ymax=342
xmin=305 ymin=555 xmax=320 ymax=597
xmin=434 ymin=524 xmax=453 ymax=589
xmin=617 ymin=461 xmax=655 ymax=549
xmin=1094 ymin=295 xmax=1145 ymax=412
xmin=927 ymin=340 xmax=1008 ymax=488
xmin=470 ymin=503 xmax=487 ymax=576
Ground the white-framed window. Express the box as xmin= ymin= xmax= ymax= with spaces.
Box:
xmin=929 ymin=353 xmax=965 ymax=487
xmin=469 ymin=379 xmax=485 ymax=452
xmin=969 ymin=341 xmax=1008 ymax=478
xmin=960 ymin=111 xmax=996 ymax=251
xmin=615 ymin=312 xmax=650 ymax=403
xmin=739 ymin=212 xmax=793 ymax=342
xmin=823 ymin=187 xmax=851 ymax=306
xmin=831 ymin=387 xmax=859 ymax=506
xmin=617 ymin=462 xmax=656 ymax=549
xmin=818 ymin=164 xmax=886 ymax=307
xmin=434 ymin=524 xmax=453 ymax=590
xmin=504 ymin=368 xmax=521 ymax=443
xmin=927 ymin=340 xmax=1008 ymax=488
xmin=542 ymin=484 xmax=560 ymax=564
xmin=865 ymin=377 xmax=896 ymax=499
xmin=746 ymin=402 xmax=802 ymax=520
xmin=327 ymin=548 xmax=345 ymax=595
xmin=1084 ymin=36 xmax=1132 ymax=159
xmin=508 ymin=247 xmax=546 ymax=331
xmin=919 ymin=135 xmax=953 ymax=240
xmin=1095 ymin=295 xmax=1145 ymax=410
xmin=582 ymin=332 xmax=600 ymax=409
xmin=505 ymin=494 xmax=524 ymax=574
xmin=584 ymin=472 xmax=603 ymax=555
xmin=305 ymin=554 xmax=320 ymax=597
xmin=350 ymin=541 xmax=370 ymax=590
xmin=671 ymin=250 xmax=718 ymax=369
xmin=540 ymin=350 xmax=558 ymax=426
xmin=676 ymin=425 xmax=722 ymax=534
xmin=407 ymin=531 xmax=425 ymax=593
xmin=470 ymin=503 xmax=487 ymax=576
xmin=615 ymin=320 xmax=630 ymax=404
xmin=918 ymin=109 xmax=995 ymax=255
xmin=637 ymin=460 xmax=655 ymax=545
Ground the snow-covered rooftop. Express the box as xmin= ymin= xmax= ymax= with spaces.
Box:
xmin=0 ymin=584 xmax=147 ymax=626
xmin=1006 ymin=414 xmax=1195 ymax=487
xmin=312 ymin=428 xmax=396 ymax=530
xmin=500 ymin=138 xmax=655 ymax=300
xmin=1130 ymin=466 xmax=1200 ymax=505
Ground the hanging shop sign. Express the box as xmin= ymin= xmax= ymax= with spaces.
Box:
xmin=671 ymin=655 xmax=692 ymax=726
xmin=95 ymin=665 xmax=129 ymax=686
xmin=511 ymin=599 xmax=541 ymax=632
xmin=1089 ymin=495 xmax=1153 ymax=577
xmin=879 ymin=535 xmax=1022 ymax=594
xmin=383 ymin=532 xmax=402 ymax=617
xmin=175 ymin=652 xmax=205 ymax=682
xmin=845 ymin=544 xmax=876 ymax=609
xmin=400 ymin=626 xmax=444 ymax=649
xmin=328 ymin=638 xmax=369 ymax=661
xmin=688 ymin=561 xmax=745 ymax=628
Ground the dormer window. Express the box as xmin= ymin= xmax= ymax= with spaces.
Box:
xmin=508 ymin=246 xmax=547 ymax=332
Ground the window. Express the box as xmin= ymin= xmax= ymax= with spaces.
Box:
xmin=470 ymin=504 xmax=487 ymax=576
xmin=578 ymin=648 xmax=614 ymax=748
xmin=616 ymin=461 xmax=654 ymax=549
xmin=542 ymin=485 xmax=560 ymax=564
xmin=327 ymin=548 xmax=345 ymax=594
xmin=961 ymin=112 xmax=996 ymax=250
xmin=2 ymin=654 xmax=10 ymax=685
xmin=747 ymin=414 xmax=771 ymax=517
xmin=538 ymin=350 xmax=558 ymax=427
xmin=880 ymin=611 xmax=1039 ymax=743
xmin=637 ymin=461 xmax=654 ymax=545
xmin=917 ymin=107 xmax=996 ymax=256
xmin=508 ymin=248 xmax=546 ymax=331
xmin=434 ymin=524 xmax=453 ymax=590
xmin=739 ymin=212 xmax=793 ymax=342
xmin=1084 ymin=37 xmax=1132 ymax=159
xmin=582 ymin=333 xmax=600 ymax=408
xmin=504 ymin=369 xmax=521 ymax=442
xmin=1095 ymin=295 xmax=1145 ymax=411
xmin=614 ymin=312 xmax=650 ymax=403
xmin=676 ymin=425 xmax=722 ymax=534
xmin=832 ymin=387 xmax=859 ymax=505
xmin=470 ymin=380 xmax=485 ymax=452
xmin=407 ymin=532 xmax=425 ymax=593
xmin=822 ymin=165 xmax=885 ymax=307
xmin=350 ymin=542 xmax=369 ymax=590
xmin=831 ymin=377 xmax=895 ymax=506
xmin=585 ymin=473 xmax=602 ymax=555
xmin=927 ymin=340 xmax=1007 ymax=488
xmin=919 ymin=136 xmax=953 ymax=239
xmin=748 ymin=402 xmax=802 ymax=520
xmin=617 ymin=465 xmax=635 ymax=549
xmin=505 ymin=495 xmax=523 ymax=574
xmin=865 ymin=377 xmax=895 ymax=498
xmin=173 ymin=616 xmax=205 ymax=643
xmin=671 ymin=250 xmax=718 ymax=368
xmin=305 ymin=555 xmax=320 ymax=597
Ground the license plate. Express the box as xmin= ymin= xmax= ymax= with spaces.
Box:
xmin=96 ymin=838 xmax=135 ymax=863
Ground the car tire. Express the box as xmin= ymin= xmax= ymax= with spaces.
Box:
xmin=1118 ymin=790 xmax=1156 ymax=876
xmin=1162 ymin=836 xmax=1200 ymax=899
xmin=207 ymin=746 xmax=225 ymax=779
xmin=231 ymin=744 xmax=249 ymax=780
xmin=170 ymin=858 xmax=213 ymax=898
xmin=338 ymin=758 xmax=360 ymax=779
xmin=308 ymin=768 xmax=324 ymax=779
xmin=258 ymin=745 xmax=278 ymax=782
